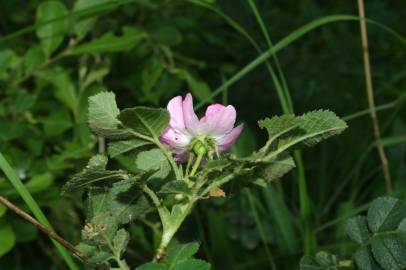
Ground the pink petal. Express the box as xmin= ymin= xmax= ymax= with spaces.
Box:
xmin=200 ymin=105 xmax=236 ymax=136
xmin=182 ymin=93 xmax=199 ymax=132
xmin=167 ymin=96 xmax=185 ymax=131
xmin=216 ymin=123 xmax=244 ymax=153
xmin=205 ymin=104 xmax=224 ymax=118
xmin=160 ymin=127 xmax=191 ymax=147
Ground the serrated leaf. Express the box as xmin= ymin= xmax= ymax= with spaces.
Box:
xmin=260 ymin=110 xmax=347 ymax=159
xmin=88 ymin=91 xmax=130 ymax=138
xmin=62 ymin=169 xmax=130 ymax=193
xmin=36 ymin=1 xmax=69 ymax=55
xmin=107 ymin=180 xmax=151 ymax=224
xmin=371 ymin=235 xmax=406 ymax=270
xmin=108 ymin=139 xmax=152 ymax=158
xmin=300 ymin=251 xmax=353 ymax=269
xmin=165 ymin=242 xmax=200 ymax=265
xmin=113 ymin=229 xmax=129 ymax=255
xmin=254 ymin=154 xmax=295 ymax=184
xmin=171 ymin=259 xmax=211 ymax=270
xmin=159 ymin=181 xmax=190 ymax=195
xmin=88 ymin=154 xmax=108 ymax=169
xmin=367 ymin=197 xmax=406 ymax=233
xmin=136 ymin=149 xmax=170 ymax=179
xmin=346 ymin=216 xmax=371 ymax=244
xmin=354 ymin=246 xmax=382 ymax=270
xmin=118 ymin=107 xmax=169 ymax=140
xmin=71 ymin=26 xmax=146 ymax=54
xmin=86 ymin=251 xmax=112 ymax=267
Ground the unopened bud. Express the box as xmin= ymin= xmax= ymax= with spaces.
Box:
xmin=193 ymin=140 xmax=208 ymax=156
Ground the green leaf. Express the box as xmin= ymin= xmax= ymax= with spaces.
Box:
xmin=346 ymin=216 xmax=371 ymax=245
xmin=300 ymin=251 xmax=353 ymax=269
xmin=10 ymin=218 xmax=38 ymax=243
xmin=159 ymin=181 xmax=191 ymax=195
xmin=0 ymin=218 xmax=16 ymax=257
xmin=172 ymin=259 xmax=211 ymax=270
xmin=88 ymin=91 xmax=130 ymax=138
xmin=354 ymin=246 xmax=383 ymax=270
xmin=137 ymin=263 xmax=166 ymax=270
xmin=71 ymin=26 xmax=146 ymax=54
xmin=25 ymin=173 xmax=54 ymax=193
xmin=165 ymin=242 xmax=200 ymax=265
xmin=107 ymin=180 xmax=151 ymax=224
xmin=36 ymin=1 xmax=69 ymax=56
xmin=41 ymin=68 xmax=78 ymax=113
xmin=43 ymin=109 xmax=72 ymax=136
xmin=108 ymin=139 xmax=152 ymax=158
xmin=62 ymin=169 xmax=130 ymax=193
xmin=24 ymin=46 xmax=45 ymax=74
xmin=151 ymin=25 xmax=182 ymax=47
xmin=136 ymin=149 xmax=170 ymax=179
xmin=73 ymin=0 xmax=116 ymax=36
xmin=253 ymin=154 xmax=295 ymax=184
xmin=0 ymin=205 xmax=6 ymax=217
xmin=347 ymin=197 xmax=406 ymax=270
xmin=88 ymin=154 xmax=108 ymax=169
xmin=367 ymin=197 xmax=406 ymax=233
xmin=174 ymin=69 xmax=212 ymax=102
xmin=113 ymin=229 xmax=129 ymax=255
xmin=259 ymin=110 xmax=347 ymax=158
xmin=141 ymin=57 xmax=165 ymax=97
xmin=86 ymin=251 xmax=112 ymax=267
xmin=118 ymin=107 xmax=169 ymax=140
xmin=371 ymin=235 xmax=406 ymax=270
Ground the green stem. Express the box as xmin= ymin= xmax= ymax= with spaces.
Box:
xmin=0 ymin=152 xmax=78 ymax=270
xmin=189 ymin=152 xmax=204 ymax=177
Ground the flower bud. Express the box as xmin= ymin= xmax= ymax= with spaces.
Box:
xmin=192 ymin=140 xmax=208 ymax=156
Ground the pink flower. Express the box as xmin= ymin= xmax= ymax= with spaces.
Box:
xmin=160 ymin=93 xmax=244 ymax=162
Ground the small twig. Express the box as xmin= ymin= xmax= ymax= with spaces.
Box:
xmin=357 ymin=0 xmax=392 ymax=193
xmin=0 ymin=196 xmax=88 ymax=262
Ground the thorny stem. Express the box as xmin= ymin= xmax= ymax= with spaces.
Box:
xmin=357 ymin=0 xmax=392 ymax=193
xmin=0 ymin=196 xmax=88 ymax=262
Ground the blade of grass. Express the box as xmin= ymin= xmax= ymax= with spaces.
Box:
xmin=244 ymin=189 xmax=276 ymax=270
xmin=0 ymin=152 xmax=78 ymax=270
xmin=247 ymin=0 xmax=316 ymax=254
xmin=247 ymin=0 xmax=294 ymax=113
xmin=195 ymin=14 xmax=406 ymax=110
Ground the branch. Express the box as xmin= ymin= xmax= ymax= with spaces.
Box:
xmin=0 ymin=196 xmax=88 ymax=262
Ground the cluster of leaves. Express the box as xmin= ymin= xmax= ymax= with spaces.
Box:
xmin=60 ymin=90 xmax=347 ymax=268
xmin=0 ymin=0 xmax=218 ymax=260
xmin=300 ymin=196 xmax=406 ymax=270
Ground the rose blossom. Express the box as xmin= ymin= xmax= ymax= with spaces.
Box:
xmin=160 ymin=93 xmax=243 ymax=162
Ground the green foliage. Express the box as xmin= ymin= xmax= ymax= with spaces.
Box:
xmin=70 ymin=26 xmax=146 ymax=55
xmin=88 ymin=92 xmax=129 ymax=139
xmin=0 ymin=218 xmax=15 ymax=257
xmin=346 ymin=197 xmax=406 ymax=270
xmin=137 ymin=242 xmax=211 ymax=270
xmin=300 ymin=251 xmax=353 ymax=269
xmin=36 ymin=1 xmax=69 ymax=56
xmin=118 ymin=107 xmax=170 ymax=141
